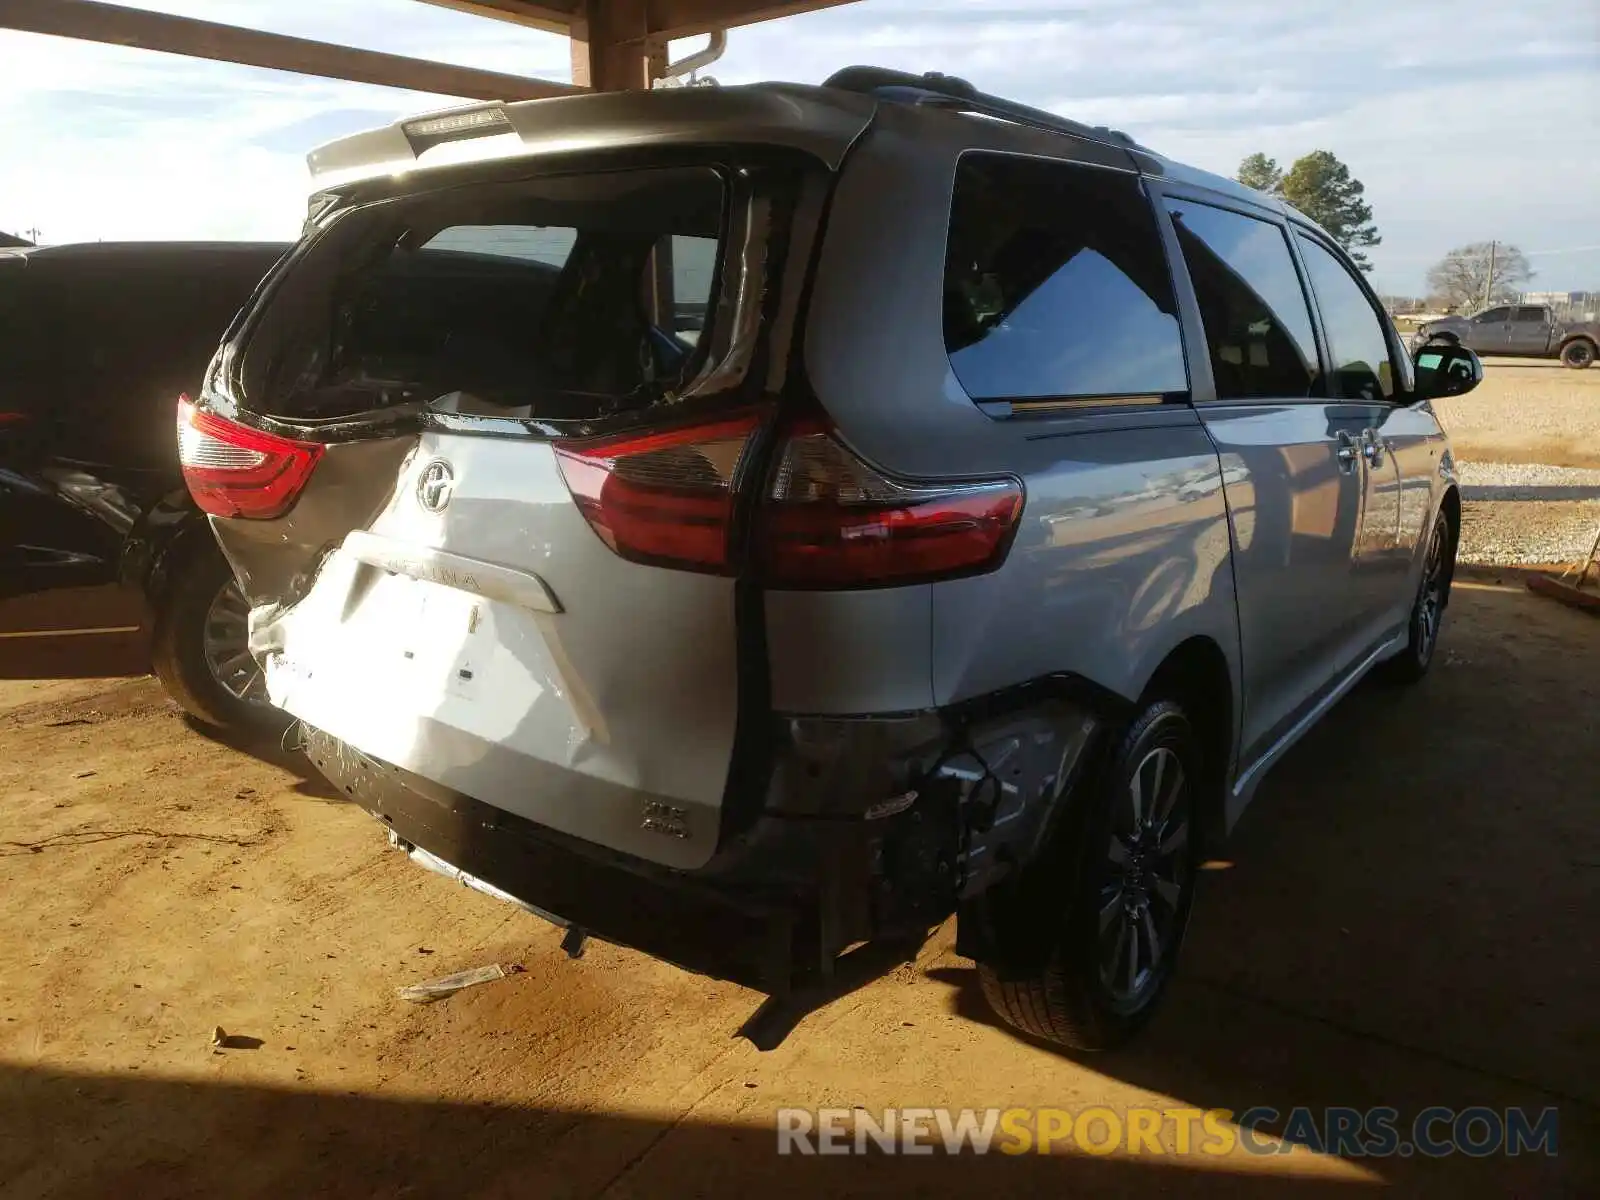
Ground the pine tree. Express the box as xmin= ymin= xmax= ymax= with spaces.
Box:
xmin=1279 ymin=151 xmax=1381 ymax=270
xmin=1236 ymin=153 xmax=1283 ymax=196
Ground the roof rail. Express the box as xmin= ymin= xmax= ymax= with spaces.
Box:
xmin=821 ymin=65 xmax=1143 ymax=151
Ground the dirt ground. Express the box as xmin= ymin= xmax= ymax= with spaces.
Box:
xmin=1 ymin=572 xmax=1597 ymax=1197
xmin=1434 ymin=357 xmax=1600 ymax=469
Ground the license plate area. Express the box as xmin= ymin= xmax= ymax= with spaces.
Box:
xmin=384 ymin=575 xmax=484 ymax=703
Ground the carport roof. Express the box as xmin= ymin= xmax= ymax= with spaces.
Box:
xmin=0 ymin=0 xmax=865 ymax=99
xmin=417 ymin=0 xmax=861 ymax=40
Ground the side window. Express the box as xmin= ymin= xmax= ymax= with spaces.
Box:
xmin=666 ymin=234 xmax=718 ymax=344
xmin=1166 ymin=200 xmax=1319 ymax=400
xmin=1296 ymin=234 xmax=1396 ymax=402
xmin=1514 ymin=306 xmax=1546 ymax=323
xmin=943 ymin=153 xmax=1187 ymax=403
xmin=1474 ymin=306 xmax=1511 ymax=324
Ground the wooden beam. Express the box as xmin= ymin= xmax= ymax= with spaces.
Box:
xmin=412 ymin=0 xmax=581 ymax=36
xmin=417 ymin=0 xmax=863 ymax=42
xmin=646 ymin=0 xmax=859 ymax=39
xmin=0 ymin=0 xmax=586 ymax=101
xmin=569 ymin=0 xmax=659 ymax=92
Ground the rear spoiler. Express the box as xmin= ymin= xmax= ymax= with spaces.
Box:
xmin=301 ymin=83 xmax=879 ymax=194
xmin=306 ymin=101 xmax=516 ymax=188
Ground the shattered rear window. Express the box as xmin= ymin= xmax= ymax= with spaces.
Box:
xmin=236 ymin=166 xmax=726 ymax=421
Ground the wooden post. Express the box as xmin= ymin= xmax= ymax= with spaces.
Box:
xmin=569 ymin=0 xmax=661 ymax=91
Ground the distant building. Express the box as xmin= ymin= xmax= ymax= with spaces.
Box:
xmin=0 ymin=231 xmax=34 ymax=248
xmin=1522 ymin=290 xmax=1598 ymax=308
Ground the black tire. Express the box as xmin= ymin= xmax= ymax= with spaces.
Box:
xmin=1560 ymin=339 xmax=1595 ymax=369
xmin=150 ymin=544 xmax=292 ymax=738
xmin=1377 ymin=509 xmax=1454 ymax=685
xmin=977 ymin=700 xmax=1200 ymax=1051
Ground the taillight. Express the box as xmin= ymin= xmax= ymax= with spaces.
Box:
xmin=554 ymin=411 xmax=761 ymax=573
xmin=177 ymin=395 xmax=324 ymax=520
xmin=760 ymin=421 xmax=1022 ymax=588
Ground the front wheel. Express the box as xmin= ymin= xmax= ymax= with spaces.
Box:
xmin=1378 ymin=511 xmax=1454 ymax=685
xmin=1560 ymin=339 xmax=1595 ymax=369
xmin=976 ymin=700 xmax=1200 ymax=1051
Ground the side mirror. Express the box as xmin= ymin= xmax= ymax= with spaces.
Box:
xmin=1414 ymin=342 xmax=1483 ymax=400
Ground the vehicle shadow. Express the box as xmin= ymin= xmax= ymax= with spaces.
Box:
xmin=181 ymin=714 xmax=344 ymax=803
xmin=0 ymin=1062 xmax=1370 ymax=1198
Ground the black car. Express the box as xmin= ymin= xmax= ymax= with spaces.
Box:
xmin=0 ymin=240 xmax=289 ymax=730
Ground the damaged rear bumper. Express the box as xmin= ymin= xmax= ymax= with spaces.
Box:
xmin=301 ymin=693 xmax=1104 ymax=994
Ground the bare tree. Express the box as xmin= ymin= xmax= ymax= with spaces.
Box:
xmin=1425 ymin=243 xmax=1533 ymax=310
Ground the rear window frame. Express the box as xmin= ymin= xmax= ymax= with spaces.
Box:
xmin=212 ymin=146 xmax=816 ymax=444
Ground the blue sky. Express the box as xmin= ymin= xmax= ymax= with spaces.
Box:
xmin=1 ymin=0 xmax=1596 ymax=296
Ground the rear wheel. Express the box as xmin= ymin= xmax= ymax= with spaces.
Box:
xmin=1560 ymin=338 xmax=1595 ymax=369
xmin=977 ymin=700 xmax=1200 ymax=1051
xmin=150 ymin=545 xmax=291 ymax=737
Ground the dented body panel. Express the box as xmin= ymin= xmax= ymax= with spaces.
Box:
xmin=248 ymin=433 xmax=743 ymax=870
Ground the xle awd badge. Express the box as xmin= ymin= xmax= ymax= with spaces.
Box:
xmin=416 ymin=460 xmax=455 ymax=513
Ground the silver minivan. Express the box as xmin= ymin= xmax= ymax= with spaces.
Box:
xmin=186 ymin=69 xmax=1480 ymax=1049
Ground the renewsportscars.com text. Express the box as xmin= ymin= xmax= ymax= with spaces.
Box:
xmin=775 ymin=1105 xmax=1559 ymax=1158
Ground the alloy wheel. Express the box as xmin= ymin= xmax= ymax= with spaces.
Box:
xmin=202 ymin=581 xmax=267 ymax=704
xmin=1098 ymin=744 xmax=1191 ymax=1009
xmin=1415 ymin=521 xmax=1448 ymax=666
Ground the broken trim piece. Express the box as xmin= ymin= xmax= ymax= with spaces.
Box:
xmin=342 ymin=530 xmax=563 ymax=614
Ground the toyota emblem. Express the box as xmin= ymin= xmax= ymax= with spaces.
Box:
xmin=416 ymin=460 xmax=455 ymax=513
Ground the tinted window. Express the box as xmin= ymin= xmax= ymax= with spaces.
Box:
xmin=944 ymin=154 xmax=1187 ymax=402
xmin=1297 ymin=235 xmax=1395 ymax=401
xmin=1514 ymin=306 xmax=1546 ymax=322
xmin=237 ymin=167 xmax=726 ymax=421
xmin=423 ymin=224 xmax=577 ymax=266
xmin=1475 ymin=306 xmax=1511 ymax=323
xmin=1168 ymin=201 xmax=1319 ymax=400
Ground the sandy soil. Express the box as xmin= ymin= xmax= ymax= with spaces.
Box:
xmin=0 ymin=575 xmax=1596 ymax=1197
xmin=1436 ymin=358 xmax=1600 ymax=469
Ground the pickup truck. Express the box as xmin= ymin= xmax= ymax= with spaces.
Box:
xmin=1414 ymin=304 xmax=1597 ymax=368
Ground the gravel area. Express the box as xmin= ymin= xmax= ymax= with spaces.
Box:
xmin=1434 ymin=358 xmax=1600 ymax=469
xmin=1455 ymin=455 xmax=1600 ymax=567
xmin=1436 ymin=359 xmax=1600 ymax=564
xmin=1457 ymin=460 xmax=1600 ymax=502
xmin=1457 ymin=499 xmax=1600 ymax=566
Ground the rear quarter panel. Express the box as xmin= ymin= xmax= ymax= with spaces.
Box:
xmin=791 ymin=106 xmax=1242 ymax=727
xmin=931 ymin=419 xmax=1238 ymax=711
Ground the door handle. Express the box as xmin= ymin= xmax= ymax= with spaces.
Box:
xmin=1361 ymin=430 xmax=1387 ymax=467
xmin=1336 ymin=432 xmax=1359 ymax=473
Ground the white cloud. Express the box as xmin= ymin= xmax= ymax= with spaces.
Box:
xmin=1 ymin=0 xmax=1595 ymax=291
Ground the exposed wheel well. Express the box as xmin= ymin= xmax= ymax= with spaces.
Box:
xmin=1140 ymin=637 xmax=1233 ymax=855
